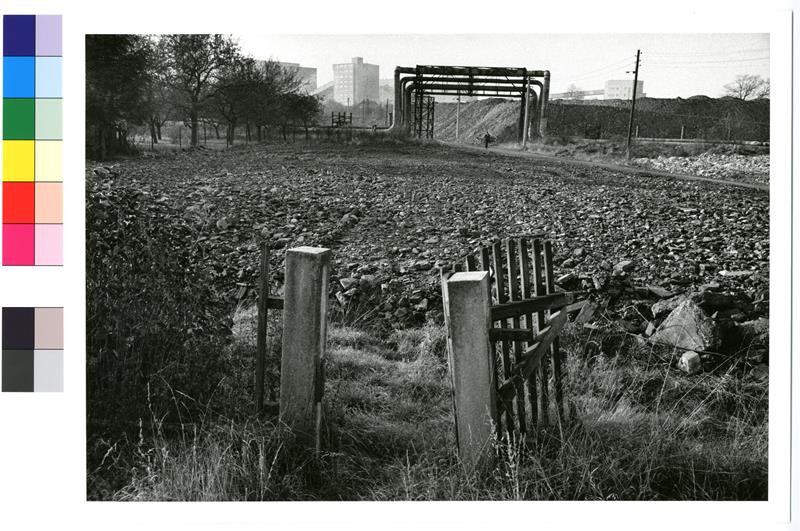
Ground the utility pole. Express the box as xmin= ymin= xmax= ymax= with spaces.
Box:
xmin=625 ymin=49 xmax=641 ymax=160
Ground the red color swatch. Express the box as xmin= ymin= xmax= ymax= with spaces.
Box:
xmin=2 ymin=182 xmax=34 ymax=223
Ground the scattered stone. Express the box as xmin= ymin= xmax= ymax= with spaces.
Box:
xmin=650 ymin=300 xmax=718 ymax=352
xmin=575 ymin=301 xmax=598 ymax=325
xmin=339 ymin=277 xmax=358 ymax=290
xmin=719 ymin=270 xmax=754 ymax=279
xmin=360 ymin=274 xmax=377 ymax=286
xmin=678 ymin=351 xmax=702 ymax=375
xmin=413 ymin=260 xmax=433 ymax=271
xmin=216 ymin=217 xmax=230 ymax=230
xmin=614 ymin=260 xmax=635 ymax=273
xmin=647 ymin=285 xmax=674 ymax=299
xmin=556 ymin=272 xmax=575 ymax=286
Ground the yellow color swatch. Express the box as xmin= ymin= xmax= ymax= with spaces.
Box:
xmin=3 ymin=140 xmax=35 ymax=181
xmin=35 ymin=140 xmax=62 ymax=182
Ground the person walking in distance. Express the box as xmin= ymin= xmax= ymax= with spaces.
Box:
xmin=483 ymin=131 xmax=492 ymax=149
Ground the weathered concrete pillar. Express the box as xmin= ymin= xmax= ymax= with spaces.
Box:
xmin=280 ymin=246 xmax=330 ymax=445
xmin=443 ymin=271 xmax=497 ymax=472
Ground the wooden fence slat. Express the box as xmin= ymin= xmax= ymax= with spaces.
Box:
xmin=497 ymin=317 xmax=567 ymax=399
xmin=465 ymin=254 xmax=477 ymax=272
xmin=492 ymin=240 xmax=515 ymax=435
xmin=532 ymin=239 xmax=550 ymax=426
xmin=518 ymin=238 xmax=538 ymax=428
xmin=544 ymin=241 xmax=566 ymax=423
xmin=489 ymin=292 xmax=575 ymax=321
xmin=506 ymin=238 xmax=527 ymax=434
xmin=500 ymin=309 xmax=567 ymax=388
xmin=489 ymin=328 xmax=535 ymax=342
xmin=479 ymin=244 xmax=501 ymax=425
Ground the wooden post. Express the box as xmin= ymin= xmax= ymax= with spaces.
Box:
xmin=444 ymin=271 xmax=497 ymax=472
xmin=255 ymin=242 xmax=270 ymax=414
xmin=279 ymin=246 xmax=331 ymax=446
xmin=680 ymin=125 xmax=685 ymax=140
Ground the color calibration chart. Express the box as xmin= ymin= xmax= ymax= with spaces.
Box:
xmin=2 ymin=307 xmax=63 ymax=392
xmin=2 ymin=15 xmax=62 ymax=266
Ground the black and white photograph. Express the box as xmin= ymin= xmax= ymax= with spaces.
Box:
xmin=86 ymin=30 xmax=773 ymax=502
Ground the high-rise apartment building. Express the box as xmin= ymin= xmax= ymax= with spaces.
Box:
xmin=276 ymin=62 xmax=317 ymax=93
xmin=332 ymin=57 xmax=379 ymax=105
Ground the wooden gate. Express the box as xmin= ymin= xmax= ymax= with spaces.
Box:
xmin=441 ymin=236 xmax=579 ymax=450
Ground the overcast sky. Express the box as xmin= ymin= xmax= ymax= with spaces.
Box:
xmin=237 ymin=33 xmax=769 ymax=98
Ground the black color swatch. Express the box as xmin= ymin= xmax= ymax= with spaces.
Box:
xmin=2 ymin=349 xmax=34 ymax=391
xmin=2 ymin=307 xmax=35 ymax=349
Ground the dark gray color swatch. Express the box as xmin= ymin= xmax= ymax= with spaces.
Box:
xmin=2 ymin=349 xmax=34 ymax=391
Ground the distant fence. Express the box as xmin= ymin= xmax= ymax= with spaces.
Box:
xmin=441 ymin=237 xmax=584 ymax=469
xmin=547 ymin=100 xmax=770 ymax=143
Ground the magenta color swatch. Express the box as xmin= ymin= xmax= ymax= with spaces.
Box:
xmin=35 ymin=15 xmax=61 ymax=56
xmin=3 ymin=223 xmax=34 ymax=265
xmin=34 ymin=224 xmax=62 ymax=265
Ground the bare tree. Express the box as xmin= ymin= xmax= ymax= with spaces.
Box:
xmin=756 ymin=78 xmax=770 ymax=99
xmin=723 ymin=74 xmax=769 ymax=100
xmin=565 ymin=83 xmax=584 ymax=100
xmin=161 ymin=35 xmax=240 ymax=146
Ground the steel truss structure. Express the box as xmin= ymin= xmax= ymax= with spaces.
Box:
xmin=389 ymin=65 xmax=551 ymax=145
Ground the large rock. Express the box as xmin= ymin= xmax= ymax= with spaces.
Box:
xmin=651 ymin=294 xmax=689 ymax=319
xmin=650 ymin=300 xmax=718 ymax=351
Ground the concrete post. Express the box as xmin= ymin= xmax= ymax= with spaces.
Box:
xmin=443 ymin=271 xmax=497 ymax=472
xmin=279 ymin=246 xmax=331 ymax=445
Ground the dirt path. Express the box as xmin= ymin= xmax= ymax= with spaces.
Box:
xmin=441 ymin=141 xmax=770 ymax=192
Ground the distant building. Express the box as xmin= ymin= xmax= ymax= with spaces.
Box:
xmin=276 ymin=62 xmax=317 ymax=93
xmin=603 ymin=79 xmax=645 ymax=100
xmin=333 ymin=57 xmax=379 ymax=105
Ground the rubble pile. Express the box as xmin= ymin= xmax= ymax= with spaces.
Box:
xmin=631 ymin=153 xmax=769 ymax=185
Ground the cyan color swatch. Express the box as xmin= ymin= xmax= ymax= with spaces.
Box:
xmin=35 ymin=56 xmax=62 ymax=97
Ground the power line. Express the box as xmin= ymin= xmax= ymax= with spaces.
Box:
xmin=647 ymin=47 xmax=769 ymax=58
xmin=567 ymin=56 xmax=636 ymax=82
xmin=646 ymin=56 xmax=769 ymax=66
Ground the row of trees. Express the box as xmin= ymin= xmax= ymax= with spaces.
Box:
xmin=87 ymin=34 xmax=321 ymax=159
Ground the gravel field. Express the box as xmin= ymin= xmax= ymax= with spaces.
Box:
xmin=88 ymin=141 xmax=769 ymax=318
